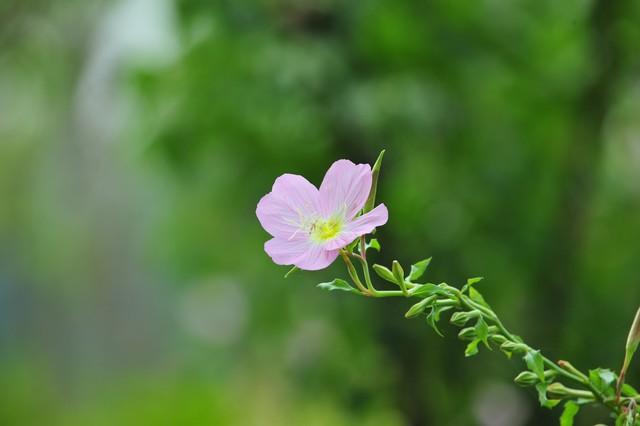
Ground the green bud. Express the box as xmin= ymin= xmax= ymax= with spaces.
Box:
xmin=372 ymin=264 xmax=396 ymax=284
xmin=557 ymin=360 xmax=583 ymax=378
xmin=458 ymin=327 xmax=476 ymax=340
xmin=363 ymin=150 xmax=385 ymax=213
xmin=617 ymin=307 xmax=640 ymax=398
xmin=546 ymin=382 xmax=570 ymax=398
xmin=391 ymin=260 xmax=405 ymax=285
xmin=490 ymin=334 xmax=508 ymax=345
xmin=514 ymin=371 xmax=539 ymax=386
xmin=500 ymin=341 xmax=528 ymax=354
xmin=458 ymin=325 xmax=499 ymax=341
xmin=514 ymin=370 xmax=558 ymax=387
xmin=405 ymin=296 xmax=436 ymax=319
xmin=625 ymin=307 xmax=640 ymax=368
xmin=392 ymin=260 xmax=408 ymax=294
xmin=450 ymin=310 xmax=480 ymax=326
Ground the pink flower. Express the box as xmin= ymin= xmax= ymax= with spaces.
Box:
xmin=256 ymin=160 xmax=389 ymax=271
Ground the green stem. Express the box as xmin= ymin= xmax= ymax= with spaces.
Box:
xmin=342 ymin=257 xmax=629 ymax=417
xmin=457 ymin=293 xmax=610 ymax=407
xmin=340 ymin=250 xmax=369 ymax=295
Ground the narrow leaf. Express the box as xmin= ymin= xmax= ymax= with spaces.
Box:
xmin=535 ymin=383 xmax=560 ymax=408
xmin=524 ymin=350 xmax=545 ymax=382
xmin=411 ymin=283 xmax=445 ymax=297
xmin=366 ymin=238 xmax=381 ymax=252
xmin=475 ymin=317 xmax=491 ymax=349
xmin=465 ymin=339 xmax=481 ymax=357
xmin=461 ymin=276 xmax=484 ymax=293
xmin=560 ymin=401 xmax=580 ymax=425
xmin=317 ymin=279 xmax=359 ymax=294
xmin=408 ymin=258 xmax=432 ymax=282
xmin=427 ymin=305 xmax=452 ymax=337
xmin=469 ymin=286 xmax=490 ymax=308
xmin=589 ymin=368 xmax=617 ymax=397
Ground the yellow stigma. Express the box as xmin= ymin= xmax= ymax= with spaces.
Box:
xmin=311 ymin=218 xmax=343 ymax=242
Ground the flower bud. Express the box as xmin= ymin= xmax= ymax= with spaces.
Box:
xmin=450 ymin=310 xmax=480 ymax=326
xmin=490 ymin=334 xmax=507 ymax=345
xmin=546 ymin=382 xmax=570 ymax=398
xmin=616 ymin=307 xmax=640 ymax=399
xmin=458 ymin=327 xmax=476 ymax=340
xmin=363 ymin=150 xmax=385 ymax=213
xmin=392 ymin=260 xmax=408 ymax=294
xmin=514 ymin=371 xmax=539 ymax=386
xmin=405 ymin=296 xmax=436 ymax=319
xmin=392 ymin=260 xmax=405 ymax=285
xmin=514 ymin=370 xmax=558 ymax=387
xmin=557 ymin=360 xmax=583 ymax=378
xmin=500 ymin=341 xmax=528 ymax=354
xmin=373 ymin=264 xmax=396 ymax=284
xmin=625 ymin=307 xmax=640 ymax=367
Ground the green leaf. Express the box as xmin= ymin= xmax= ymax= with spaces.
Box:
xmin=372 ymin=264 xmax=396 ymax=284
xmin=465 ymin=339 xmax=480 ymax=357
xmin=408 ymin=258 xmax=432 ymax=281
xmin=346 ymin=239 xmax=359 ymax=253
xmin=589 ymin=368 xmax=617 ymax=397
xmin=461 ymin=276 xmax=484 ymax=293
xmin=317 ymin=279 xmax=359 ymax=294
xmin=622 ymin=383 xmax=638 ymax=396
xmin=469 ymin=286 xmax=490 ymax=308
xmin=625 ymin=406 xmax=637 ymax=426
xmin=411 ymin=283 xmax=446 ymax=298
xmin=284 ymin=266 xmax=298 ymax=278
xmin=427 ymin=305 xmax=452 ymax=337
xmin=500 ymin=346 xmax=513 ymax=359
xmin=524 ymin=350 xmax=545 ymax=382
xmin=366 ymin=238 xmax=381 ymax=252
xmin=560 ymin=401 xmax=580 ymax=426
xmin=475 ymin=317 xmax=491 ymax=349
xmin=535 ymin=383 xmax=560 ymax=409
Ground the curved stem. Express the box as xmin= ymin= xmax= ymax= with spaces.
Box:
xmin=457 ymin=293 xmax=610 ymax=407
xmin=340 ymin=250 xmax=369 ymax=295
xmin=338 ymin=256 xmax=629 ymax=418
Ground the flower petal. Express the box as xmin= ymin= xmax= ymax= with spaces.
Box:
xmin=294 ymin=244 xmax=340 ymax=271
xmin=264 ymin=236 xmax=311 ymax=265
xmin=323 ymin=204 xmax=389 ymax=250
xmin=318 ymin=160 xmax=372 ymax=220
xmin=256 ymin=174 xmax=319 ymax=239
xmin=264 ymin=237 xmax=339 ymax=271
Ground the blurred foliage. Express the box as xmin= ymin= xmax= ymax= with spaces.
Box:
xmin=2 ymin=0 xmax=640 ymax=425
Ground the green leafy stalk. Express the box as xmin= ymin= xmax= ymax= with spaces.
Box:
xmin=314 ymin=248 xmax=639 ymax=425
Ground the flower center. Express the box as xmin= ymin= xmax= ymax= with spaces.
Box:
xmin=311 ymin=217 xmax=343 ymax=242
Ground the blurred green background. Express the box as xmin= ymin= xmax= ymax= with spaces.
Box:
xmin=2 ymin=0 xmax=640 ymax=425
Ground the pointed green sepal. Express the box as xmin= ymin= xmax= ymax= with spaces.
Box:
xmin=363 ymin=150 xmax=385 ymax=213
